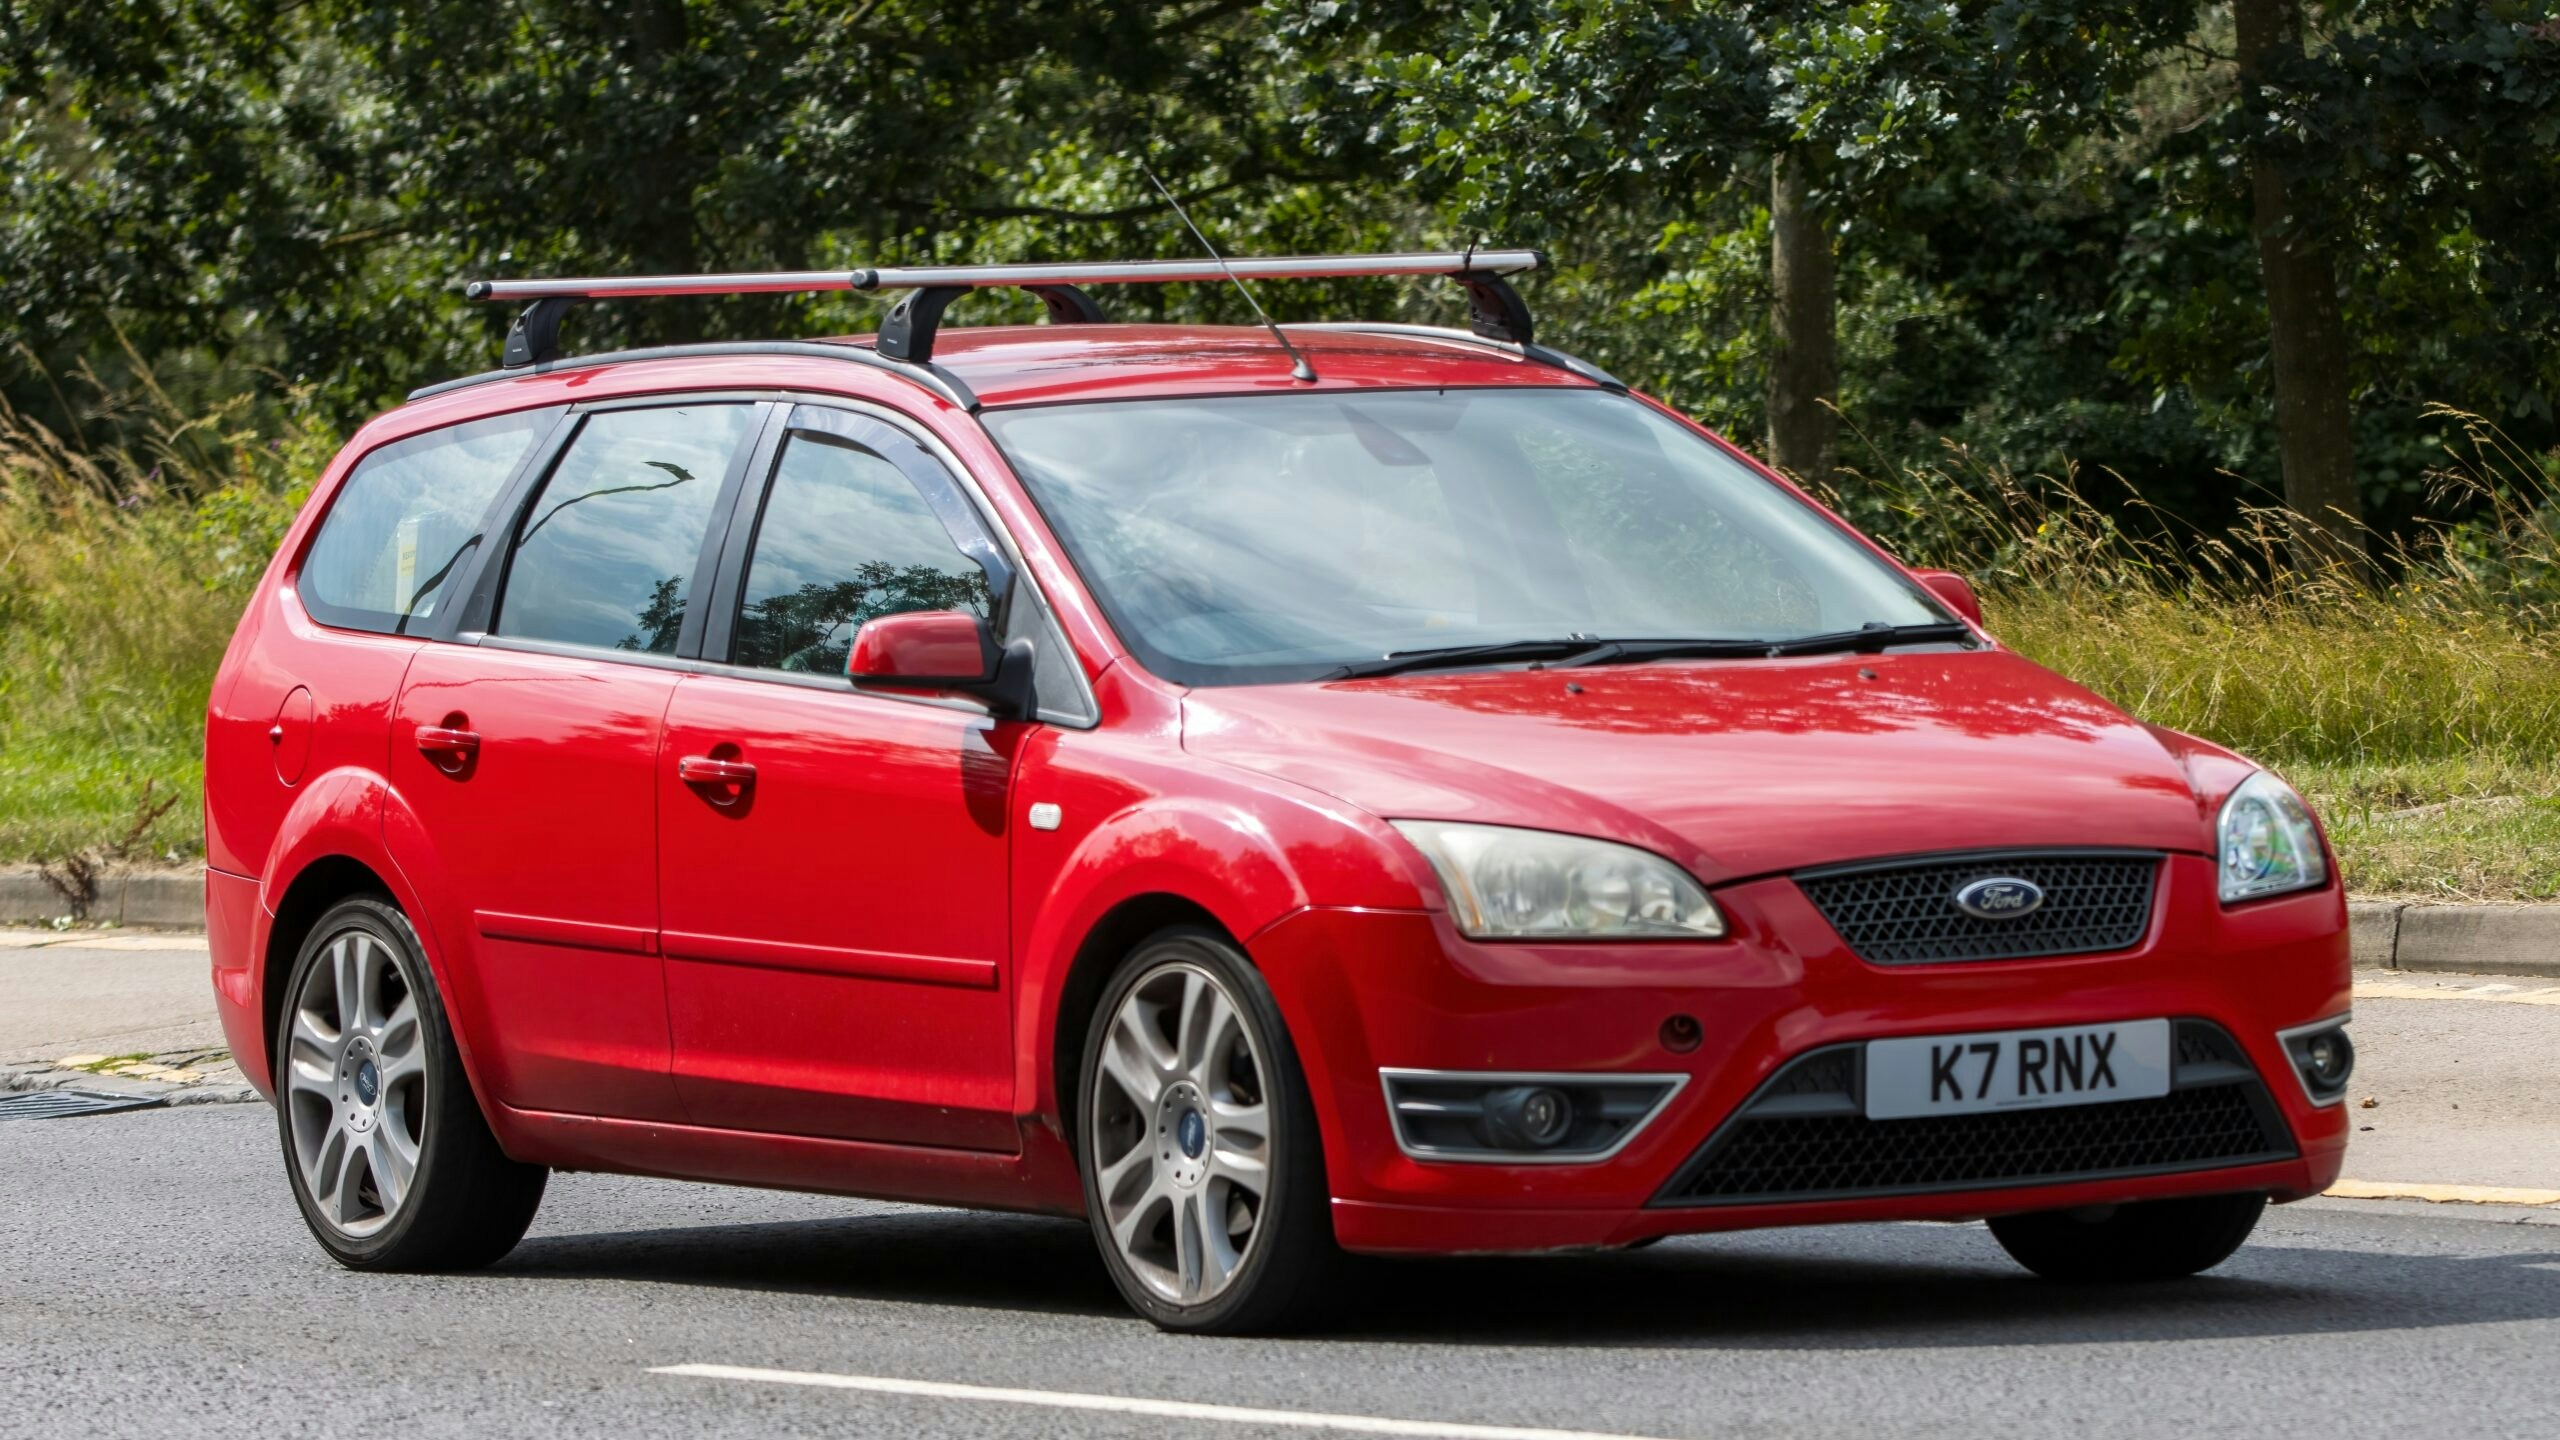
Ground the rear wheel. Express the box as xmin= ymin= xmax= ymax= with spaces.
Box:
xmin=275 ymin=896 xmax=546 ymax=1270
xmin=1989 ymin=1191 xmax=2266 ymax=1282
xmin=1078 ymin=927 xmax=1339 ymax=1333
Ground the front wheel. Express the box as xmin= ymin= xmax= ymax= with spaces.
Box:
xmin=1077 ymin=927 xmax=1339 ymax=1333
xmin=1989 ymin=1191 xmax=2266 ymax=1282
xmin=275 ymin=896 xmax=546 ymax=1270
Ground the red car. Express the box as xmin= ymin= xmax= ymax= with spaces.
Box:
xmin=205 ymin=252 xmax=2351 ymax=1333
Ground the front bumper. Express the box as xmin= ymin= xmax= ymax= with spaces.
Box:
xmin=1248 ymin=854 xmax=2350 ymax=1254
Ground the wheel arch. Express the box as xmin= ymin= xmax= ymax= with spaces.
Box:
xmin=262 ymin=854 xmax=399 ymax=1068
xmin=1048 ymin=892 xmax=1238 ymax=1158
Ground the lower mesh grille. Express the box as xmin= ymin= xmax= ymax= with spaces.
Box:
xmin=1656 ymin=1020 xmax=2295 ymax=1207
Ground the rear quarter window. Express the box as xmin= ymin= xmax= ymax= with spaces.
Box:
xmin=298 ymin=409 xmax=555 ymax=633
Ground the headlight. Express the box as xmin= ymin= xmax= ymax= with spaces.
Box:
xmin=1390 ymin=820 xmax=1725 ymax=939
xmin=2216 ymin=771 xmax=2328 ymax=902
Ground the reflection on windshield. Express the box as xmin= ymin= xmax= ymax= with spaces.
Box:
xmin=985 ymin=389 xmax=1941 ymax=686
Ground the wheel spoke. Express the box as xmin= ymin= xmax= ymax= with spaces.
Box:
xmin=1200 ymin=1179 xmax=1247 ymax=1283
xmin=1096 ymin=1135 xmax=1153 ymax=1206
xmin=371 ymin=1131 xmax=414 ymax=1212
xmin=290 ymin=1004 xmax=339 ymax=1058
xmin=284 ymin=1035 xmax=338 ymax=1103
xmin=331 ymin=935 xmax=363 ymax=1035
xmin=1175 ymin=1190 xmax=1206 ymax=1299
xmin=335 ymin=1141 xmax=374 ymax=1227
xmin=1098 ymin=1013 xmax=1164 ymax=1109
xmin=1110 ymin=1175 xmax=1171 ymax=1254
xmin=377 ymin=999 xmax=427 ymax=1090
xmin=1209 ymin=1100 xmax=1269 ymax=1193
xmin=307 ymin=1124 xmax=349 ymax=1212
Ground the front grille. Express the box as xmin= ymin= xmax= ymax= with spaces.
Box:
xmin=1797 ymin=850 xmax=2160 ymax=964
xmin=1655 ymin=1020 xmax=2295 ymax=1207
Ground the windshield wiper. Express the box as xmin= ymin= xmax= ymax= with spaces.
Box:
xmin=1322 ymin=621 xmax=1975 ymax=679
xmin=1552 ymin=621 xmax=1977 ymax=667
xmin=1760 ymin=621 xmax=1976 ymax=658
xmin=1322 ymin=638 xmax=1619 ymax=679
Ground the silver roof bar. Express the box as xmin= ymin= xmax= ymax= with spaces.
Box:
xmin=463 ymin=250 xmax=1540 ymax=303
xmin=459 ymin=249 xmax=1546 ymax=371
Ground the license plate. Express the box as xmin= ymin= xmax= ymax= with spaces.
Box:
xmin=1863 ymin=1019 xmax=2172 ymax=1121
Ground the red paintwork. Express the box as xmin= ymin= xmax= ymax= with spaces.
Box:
xmin=1913 ymin=568 xmax=1984 ymax=627
xmin=848 ymin=610 xmax=993 ymax=685
xmin=206 ymin=321 xmax=2349 ymax=1254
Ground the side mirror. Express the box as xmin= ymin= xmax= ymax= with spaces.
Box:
xmin=1913 ymin=569 xmax=1984 ymax=628
xmin=848 ymin=610 xmax=1037 ymax=718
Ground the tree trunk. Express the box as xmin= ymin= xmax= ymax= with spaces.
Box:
xmin=1766 ymin=150 xmax=1839 ymax=485
xmin=2234 ymin=0 xmax=2364 ymax=570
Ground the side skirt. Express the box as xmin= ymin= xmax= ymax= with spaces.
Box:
xmin=491 ymin=1102 xmax=1086 ymax=1218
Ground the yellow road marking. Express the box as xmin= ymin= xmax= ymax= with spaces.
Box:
xmin=2326 ymin=1179 xmax=2560 ymax=1207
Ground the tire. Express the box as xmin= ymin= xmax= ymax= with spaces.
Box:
xmin=273 ymin=896 xmax=546 ymax=1271
xmin=1076 ymin=926 xmax=1340 ymax=1333
xmin=1989 ymin=1191 xmax=2266 ymax=1282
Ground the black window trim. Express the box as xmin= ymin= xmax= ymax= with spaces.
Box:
xmin=699 ymin=404 xmax=1015 ymax=667
xmin=421 ymin=388 xmax=1098 ymax=728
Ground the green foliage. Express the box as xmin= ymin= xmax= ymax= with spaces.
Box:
xmin=0 ymin=366 xmax=323 ymax=861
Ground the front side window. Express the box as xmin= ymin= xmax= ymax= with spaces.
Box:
xmin=495 ymin=404 xmax=754 ymax=653
xmin=732 ymin=432 xmax=993 ymax=675
xmin=298 ymin=408 xmax=553 ymax=634
xmin=982 ymin=388 xmax=1944 ymax=686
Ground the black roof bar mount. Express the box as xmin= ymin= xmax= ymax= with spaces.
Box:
xmin=463 ymin=249 xmax=1543 ymax=368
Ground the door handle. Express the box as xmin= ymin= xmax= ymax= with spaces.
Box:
xmin=678 ymin=756 xmax=757 ymax=788
xmin=415 ymin=726 xmax=481 ymax=758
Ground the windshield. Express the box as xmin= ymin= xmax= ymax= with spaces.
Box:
xmin=983 ymin=388 xmax=1946 ymax=686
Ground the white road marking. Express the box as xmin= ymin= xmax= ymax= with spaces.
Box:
xmin=2354 ymin=979 xmax=2560 ymax=1006
xmin=651 ymin=1364 xmax=1678 ymax=1440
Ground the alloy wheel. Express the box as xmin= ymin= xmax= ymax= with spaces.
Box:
xmin=283 ymin=926 xmax=427 ymax=1237
xmin=1088 ymin=961 xmax=1273 ymax=1306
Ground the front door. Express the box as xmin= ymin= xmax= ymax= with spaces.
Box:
xmin=392 ymin=400 xmax=760 ymax=1121
xmin=659 ymin=406 xmax=1018 ymax=1151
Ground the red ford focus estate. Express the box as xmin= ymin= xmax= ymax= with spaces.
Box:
xmin=205 ymin=252 xmax=2351 ymax=1333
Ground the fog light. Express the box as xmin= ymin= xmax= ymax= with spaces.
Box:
xmin=1484 ymin=1085 xmax=1574 ymax=1149
xmin=2279 ymin=1019 xmax=2354 ymax=1105
xmin=1379 ymin=1069 xmax=1686 ymax=1163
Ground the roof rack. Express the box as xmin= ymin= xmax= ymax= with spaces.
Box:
xmin=463 ymin=249 xmax=1543 ymax=367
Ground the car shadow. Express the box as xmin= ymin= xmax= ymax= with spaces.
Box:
xmin=501 ymin=1206 xmax=2560 ymax=1349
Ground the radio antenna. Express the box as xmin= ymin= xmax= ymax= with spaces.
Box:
xmin=1138 ymin=158 xmax=1317 ymax=383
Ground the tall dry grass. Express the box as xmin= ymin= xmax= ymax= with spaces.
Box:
xmin=0 ymin=356 xmax=330 ymax=861
xmin=1825 ymin=406 xmax=2560 ymax=767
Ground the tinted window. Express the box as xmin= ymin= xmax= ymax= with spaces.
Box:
xmin=496 ymin=404 xmax=753 ymax=653
xmin=732 ymin=432 xmax=992 ymax=674
xmin=299 ymin=409 xmax=552 ymax=633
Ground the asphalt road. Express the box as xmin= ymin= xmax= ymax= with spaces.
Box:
xmin=6 ymin=1102 xmax=2559 ymax=1440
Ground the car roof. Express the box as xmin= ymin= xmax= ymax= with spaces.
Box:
xmin=400 ymin=322 xmax=1619 ymax=419
xmin=908 ymin=324 xmax=1611 ymax=409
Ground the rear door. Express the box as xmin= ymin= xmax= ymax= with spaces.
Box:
xmin=657 ymin=404 xmax=1023 ymax=1150
xmin=391 ymin=400 xmax=763 ymax=1121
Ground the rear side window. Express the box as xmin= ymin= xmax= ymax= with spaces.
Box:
xmin=496 ymin=404 xmax=755 ymax=653
xmin=732 ymin=433 xmax=993 ymax=674
xmin=298 ymin=409 xmax=552 ymax=634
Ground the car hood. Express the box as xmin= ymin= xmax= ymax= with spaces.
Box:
xmin=1178 ymin=649 xmax=2214 ymax=884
